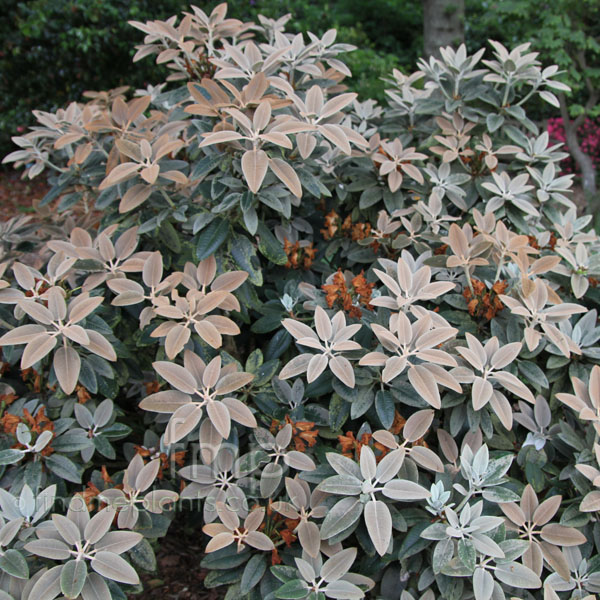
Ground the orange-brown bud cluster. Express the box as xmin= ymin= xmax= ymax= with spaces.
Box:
xmin=270 ymin=416 xmax=319 ymax=453
xmin=1 ymin=406 xmax=55 ymax=456
xmin=283 ymin=238 xmax=317 ymax=269
xmin=463 ymin=279 xmax=507 ymax=321
xmin=322 ymin=269 xmax=374 ymax=318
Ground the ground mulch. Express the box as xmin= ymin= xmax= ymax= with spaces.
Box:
xmin=132 ymin=524 xmax=225 ymax=600
xmin=0 ymin=169 xmax=50 ymax=220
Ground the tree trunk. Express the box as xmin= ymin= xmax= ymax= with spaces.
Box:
xmin=422 ymin=0 xmax=465 ymax=59
xmin=559 ymin=94 xmax=598 ymax=212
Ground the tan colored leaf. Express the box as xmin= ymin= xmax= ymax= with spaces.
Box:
xmin=307 ymin=354 xmax=328 ymax=383
xmin=135 ymin=459 xmax=160 ymax=492
xmin=329 ymin=356 xmax=355 ymax=388
xmin=245 ymin=531 xmax=274 ymax=551
xmin=581 ymin=490 xmax=600 ymax=512
xmin=139 ymin=390 xmax=190 ymax=413
xmin=279 ymin=354 xmax=312 ymax=379
xmin=205 ymin=532 xmax=234 ymax=553
xmin=408 ymin=365 xmax=441 ymax=408
xmin=83 ymin=330 xmax=116 ymax=361
xmin=207 ymin=400 xmax=231 ymax=439
xmin=532 ymin=495 xmax=561 ymax=526
xmin=437 ymin=428 xmax=458 ymax=463
xmin=320 ymin=93 xmax=357 ymax=120
xmin=221 ymin=397 xmax=257 ymax=428
xmin=140 ymin=164 xmax=159 ymax=185
xmin=21 ymin=335 xmax=57 ymax=369
xmin=253 ymin=101 xmax=272 ymax=131
xmin=284 ymin=451 xmax=316 ymax=471
xmin=165 ymin=404 xmax=203 ymax=445
xmin=153 ymin=361 xmax=197 ymax=394
xmin=473 ymin=377 xmax=494 ymax=410
xmin=364 ymin=500 xmax=392 ymax=556
xmin=91 ymin=551 xmax=140 ymax=585
xmin=165 ymin=325 xmax=191 ymax=359
xmin=211 ymin=271 xmax=248 ymax=292
xmin=98 ymin=162 xmax=141 ymax=190
xmin=269 ymin=158 xmax=302 ymax=198
xmin=500 ymin=502 xmax=526 ymax=527
xmin=119 ymin=184 xmax=152 ymax=213
xmin=298 ymin=521 xmax=320 ymax=558
xmin=382 ymin=479 xmax=430 ymax=501
xmin=0 ymin=324 xmax=46 ymax=345
xmin=403 ymin=410 xmax=434 ymax=442
xmin=318 ymin=124 xmax=351 ymax=155
xmin=194 ymin=320 xmax=222 ymax=348
xmin=409 ymin=446 xmax=444 ymax=472
xmin=199 ymin=131 xmax=243 ymax=147
xmin=539 ymin=523 xmax=586 ymax=546
xmin=53 ymin=346 xmax=81 ymax=395
xmin=68 ymin=295 xmax=103 ymax=324
xmin=282 ymin=319 xmax=318 ymax=341
xmin=18 ymin=300 xmax=54 ymax=325
xmin=215 ymin=372 xmax=254 ymax=395
xmin=241 ymin=149 xmax=268 ymax=194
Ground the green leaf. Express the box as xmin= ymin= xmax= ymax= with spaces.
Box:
xmin=482 ymin=487 xmax=520 ymax=503
xmin=196 ymin=217 xmax=229 ymax=260
xmin=517 ymin=361 xmax=548 ymax=390
xmin=486 ymin=113 xmax=504 ymax=132
xmin=158 ymin=220 xmax=182 ymax=254
xmin=60 ymin=559 xmax=87 ymax=599
xmin=270 ymin=565 xmax=299 ymax=583
xmin=483 ymin=454 xmax=513 ymax=485
xmin=458 ymin=539 xmax=476 ymax=572
xmin=129 ymin=538 xmax=157 ymax=572
xmin=201 ymin=546 xmax=250 ymax=570
xmin=329 ymin=394 xmax=350 ymax=431
xmin=230 ymin=234 xmax=263 ymax=286
xmin=397 ymin=522 xmax=432 ymax=559
xmin=524 ymin=462 xmax=545 ymax=492
xmin=275 ymin=580 xmax=310 ymax=599
xmin=320 ymin=497 xmax=363 ymax=539
xmin=0 ymin=449 xmax=24 ymax=466
xmin=45 ymin=455 xmax=83 ymax=483
xmin=256 ymin=223 xmax=287 ymax=265
xmin=204 ymin=566 xmax=245 ymax=588
xmin=254 ymin=360 xmax=280 ymax=388
xmin=245 ymin=349 xmax=264 ymax=374
xmin=53 ymin=431 xmax=93 ymax=453
xmin=0 ymin=549 xmax=29 ymax=579
xmin=190 ymin=154 xmax=223 ymax=180
xmin=350 ymin=386 xmax=374 ymax=419
xmin=240 ymin=554 xmax=267 ymax=595
xmin=375 ymin=390 xmax=395 ymax=429
xmin=243 ymin=206 xmax=259 ymax=235
xmin=359 ymin=186 xmax=383 ymax=209
xmin=432 ymin=538 xmax=454 ymax=574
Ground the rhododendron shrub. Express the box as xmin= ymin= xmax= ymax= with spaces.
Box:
xmin=1 ymin=5 xmax=600 ymax=600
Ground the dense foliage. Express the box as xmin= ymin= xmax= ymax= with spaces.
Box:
xmin=1 ymin=4 xmax=600 ymax=600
